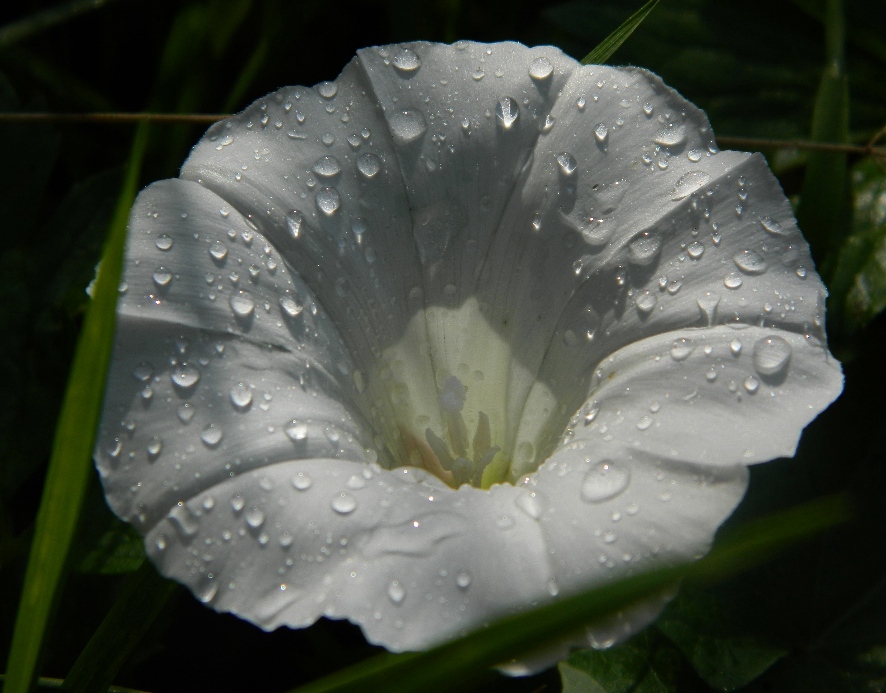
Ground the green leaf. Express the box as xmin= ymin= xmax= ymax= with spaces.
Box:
xmin=60 ymin=561 xmax=178 ymax=693
xmin=580 ymin=0 xmax=661 ymax=65
xmin=559 ymin=631 xmax=680 ymax=693
xmin=288 ymin=497 xmax=846 ymax=693
xmin=829 ymin=158 xmax=886 ymax=331
xmin=2 ymin=122 xmax=149 ymax=693
xmin=656 ymin=589 xmax=787 ymax=691
xmin=796 ymin=0 xmax=851 ymax=268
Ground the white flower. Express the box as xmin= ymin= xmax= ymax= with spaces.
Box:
xmin=96 ymin=41 xmax=842 ymax=666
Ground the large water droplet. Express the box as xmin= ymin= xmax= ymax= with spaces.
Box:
xmin=672 ymin=171 xmax=711 ymax=200
xmin=528 ymin=56 xmax=554 ymax=80
xmin=594 ymin=123 xmax=609 ymax=143
xmin=171 ymin=364 xmax=200 ymax=390
xmin=752 ymin=336 xmax=792 ymax=376
xmin=627 ymin=232 xmax=661 ymax=266
xmin=496 ymin=97 xmax=519 ymax=129
xmin=634 ymin=291 xmax=657 ymax=315
xmin=229 ymin=382 xmax=253 ymax=410
xmin=387 ymin=580 xmax=406 ymax=604
xmin=201 ymin=423 xmax=223 ymax=448
xmin=285 ymin=420 xmax=308 ymax=442
xmin=389 ymin=109 xmax=427 ymax=144
xmin=152 ymin=269 xmax=172 ymax=288
xmin=670 ymin=338 xmax=694 ymax=361
xmin=230 ymin=293 xmax=255 ymax=318
xmin=653 ymin=123 xmax=686 ymax=147
xmin=155 ymin=234 xmax=173 ymax=251
xmin=556 ymin=152 xmax=577 ymax=175
xmin=209 ymin=241 xmax=228 ymax=261
xmin=760 ymin=216 xmax=785 ymax=235
xmin=724 ymin=273 xmax=744 ymax=289
xmin=292 ymin=472 xmax=312 ymax=490
xmin=357 ymin=152 xmax=382 ymax=178
xmin=245 ymin=507 xmax=265 ymax=529
xmin=392 ymin=48 xmax=421 ymax=73
xmin=312 ymin=155 xmax=341 ymax=177
xmin=279 ymin=295 xmax=304 ymax=318
xmin=733 ymin=250 xmax=768 ymax=274
xmin=581 ymin=461 xmax=630 ymax=503
xmin=315 ymin=187 xmax=341 ymax=215
xmin=332 ymin=492 xmax=357 ymax=515
xmin=317 ymin=81 xmax=337 ymax=99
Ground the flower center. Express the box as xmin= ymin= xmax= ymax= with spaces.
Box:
xmin=370 ymin=297 xmax=560 ymax=489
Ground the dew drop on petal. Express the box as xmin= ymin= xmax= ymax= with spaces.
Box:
xmin=229 ymin=382 xmax=253 ymax=410
xmin=634 ymin=291 xmax=657 ymax=315
xmin=730 ymin=338 xmax=743 ymax=356
xmin=733 ymin=250 xmax=768 ymax=274
xmin=285 ymin=420 xmax=308 ymax=442
xmin=229 ymin=293 xmax=255 ymax=318
xmin=724 ymin=273 xmax=744 ymax=289
xmin=594 ymin=123 xmax=608 ymax=143
xmin=317 ymin=81 xmax=337 ymax=98
xmin=357 ymin=152 xmax=382 ymax=178
xmin=687 ymin=241 xmax=705 ymax=259
xmin=312 ymin=155 xmax=341 ymax=177
xmin=245 ymin=507 xmax=265 ymax=529
xmin=528 ymin=56 xmax=554 ymax=81
xmin=581 ymin=461 xmax=630 ymax=503
xmin=332 ymin=492 xmax=357 ymax=515
xmin=653 ymin=123 xmax=686 ymax=147
xmin=387 ymin=580 xmax=406 ymax=604
xmin=177 ymin=402 xmax=195 ymax=423
xmin=627 ymin=233 xmax=661 ymax=266
xmin=456 ymin=571 xmax=472 ymax=589
xmin=170 ymin=364 xmax=200 ymax=390
xmin=315 ymin=187 xmax=341 ymax=215
xmin=752 ymin=336 xmax=792 ymax=376
xmin=672 ymin=171 xmax=711 ymax=200
xmin=286 ymin=211 xmax=304 ymax=239
xmin=155 ymin=234 xmax=173 ymax=250
xmin=292 ymin=472 xmax=312 ymax=490
xmin=279 ymin=295 xmax=304 ymax=318
xmin=760 ymin=216 xmax=784 ymax=235
xmin=389 ymin=109 xmax=427 ymax=144
xmin=209 ymin=241 xmax=228 ymax=261
xmin=744 ymin=375 xmax=760 ymax=393
xmin=152 ymin=269 xmax=172 ymax=288
xmin=556 ymin=152 xmax=577 ymax=175
xmin=231 ymin=494 xmax=245 ymax=512
xmin=200 ymin=423 xmax=223 ymax=448
xmin=670 ymin=338 xmax=694 ymax=361
xmin=496 ymin=97 xmax=519 ymax=129
xmin=391 ymin=47 xmax=421 ymax=73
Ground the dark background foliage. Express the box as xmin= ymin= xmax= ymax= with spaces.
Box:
xmin=0 ymin=0 xmax=884 ymax=691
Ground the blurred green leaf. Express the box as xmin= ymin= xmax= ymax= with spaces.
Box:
xmin=559 ymin=631 xmax=680 ymax=693
xmin=797 ymin=0 xmax=851 ymax=267
xmin=2 ymin=122 xmax=149 ymax=693
xmin=289 ymin=497 xmax=845 ymax=693
xmin=0 ymin=0 xmax=119 ymax=48
xmin=580 ymin=0 xmax=661 ymax=65
xmin=829 ymin=158 xmax=886 ymax=331
xmin=656 ymin=589 xmax=787 ymax=691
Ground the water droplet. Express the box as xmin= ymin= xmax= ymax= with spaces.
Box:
xmin=653 ymin=123 xmax=686 ymax=147
xmin=292 ymin=472 xmax=312 ymax=490
xmin=279 ymin=295 xmax=304 ymax=318
xmin=177 ymin=402 xmax=195 ymax=423
xmin=171 ymin=364 xmax=200 ymax=390
xmin=155 ymin=534 xmax=167 ymax=551
xmin=392 ymin=47 xmax=421 ymax=73
xmin=594 ymin=123 xmax=608 ymax=142
xmin=576 ymin=96 xmax=586 ymax=111
xmin=752 ymin=336 xmax=792 ymax=376
xmin=245 ymin=507 xmax=265 ymax=529
xmin=132 ymin=362 xmax=154 ymax=382
xmin=471 ymin=69 xmax=485 ymax=81
xmin=636 ymin=416 xmax=653 ymax=430
xmin=285 ymin=421 xmax=308 ymax=442
xmin=155 ymin=234 xmax=173 ymax=250
xmin=634 ymin=291 xmax=657 ymax=314
xmin=209 ymin=241 xmax=228 ymax=261
xmin=495 ymin=97 xmax=519 ymax=130
xmin=456 ymin=571 xmax=472 ymax=589
xmin=312 ymin=155 xmax=341 ymax=177
xmin=357 ymin=152 xmax=382 ymax=178
xmin=670 ymin=338 xmax=694 ymax=361
xmin=515 ymin=490 xmax=543 ymax=519
xmin=231 ymin=494 xmax=245 ymax=512
xmin=543 ymin=114 xmax=556 ymax=132
xmin=279 ymin=531 xmax=293 ymax=547
xmin=760 ymin=216 xmax=784 ymax=235
xmin=687 ymin=149 xmax=702 ymax=162
xmin=315 ymin=187 xmax=341 ymax=215
xmin=229 ymin=382 xmax=253 ymax=410
xmin=317 ymin=81 xmax=337 ymax=99
xmin=556 ymin=152 xmax=577 ymax=175
xmin=229 ymin=293 xmax=255 ymax=318
xmin=332 ymin=493 xmax=357 ymax=515
xmin=724 ymin=273 xmax=744 ymax=289
xmin=152 ymin=269 xmax=172 ymax=288
xmin=387 ymin=580 xmax=406 ymax=604
xmin=201 ymin=423 xmax=223 ymax=448
xmin=528 ymin=56 xmax=554 ymax=80
xmin=743 ymin=375 xmax=760 ymax=393
xmin=734 ymin=250 xmax=768 ymax=274
xmin=627 ymin=232 xmax=661 ymax=266
xmin=643 ymin=102 xmax=654 ymax=116
xmin=168 ymin=503 xmax=199 ymax=538
xmin=147 ymin=437 xmax=162 ymax=460
xmin=687 ymin=241 xmax=705 ymax=259
xmin=730 ymin=338 xmax=743 ymax=355
xmin=795 ymin=266 xmax=807 ymax=279
xmin=672 ymin=171 xmax=711 ymax=200
xmin=697 ymin=292 xmax=720 ymax=325
xmin=389 ymin=109 xmax=427 ymax=144
xmin=581 ymin=461 xmax=630 ymax=503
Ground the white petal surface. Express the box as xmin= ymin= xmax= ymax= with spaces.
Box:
xmin=96 ymin=40 xmax=843 ymax=665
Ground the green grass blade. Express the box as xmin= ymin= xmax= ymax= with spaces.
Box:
xmin=0 ymin=0 xmax=119 ymax=48
xmin=60 ymin=561 xmax=178 ymax=693
xmin=580 ymin=0 xmax=661 ymax=65
xmin=796 ymin=0 xmax=851 ymax=270
xmin=3 ymin=122 xmax=149 ymax=693
xmin=289 ymin=496 xmax=848 ymax=693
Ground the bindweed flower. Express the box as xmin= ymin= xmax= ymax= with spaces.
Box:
xmin=96 ymin=41 xmax=842 ymax=668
